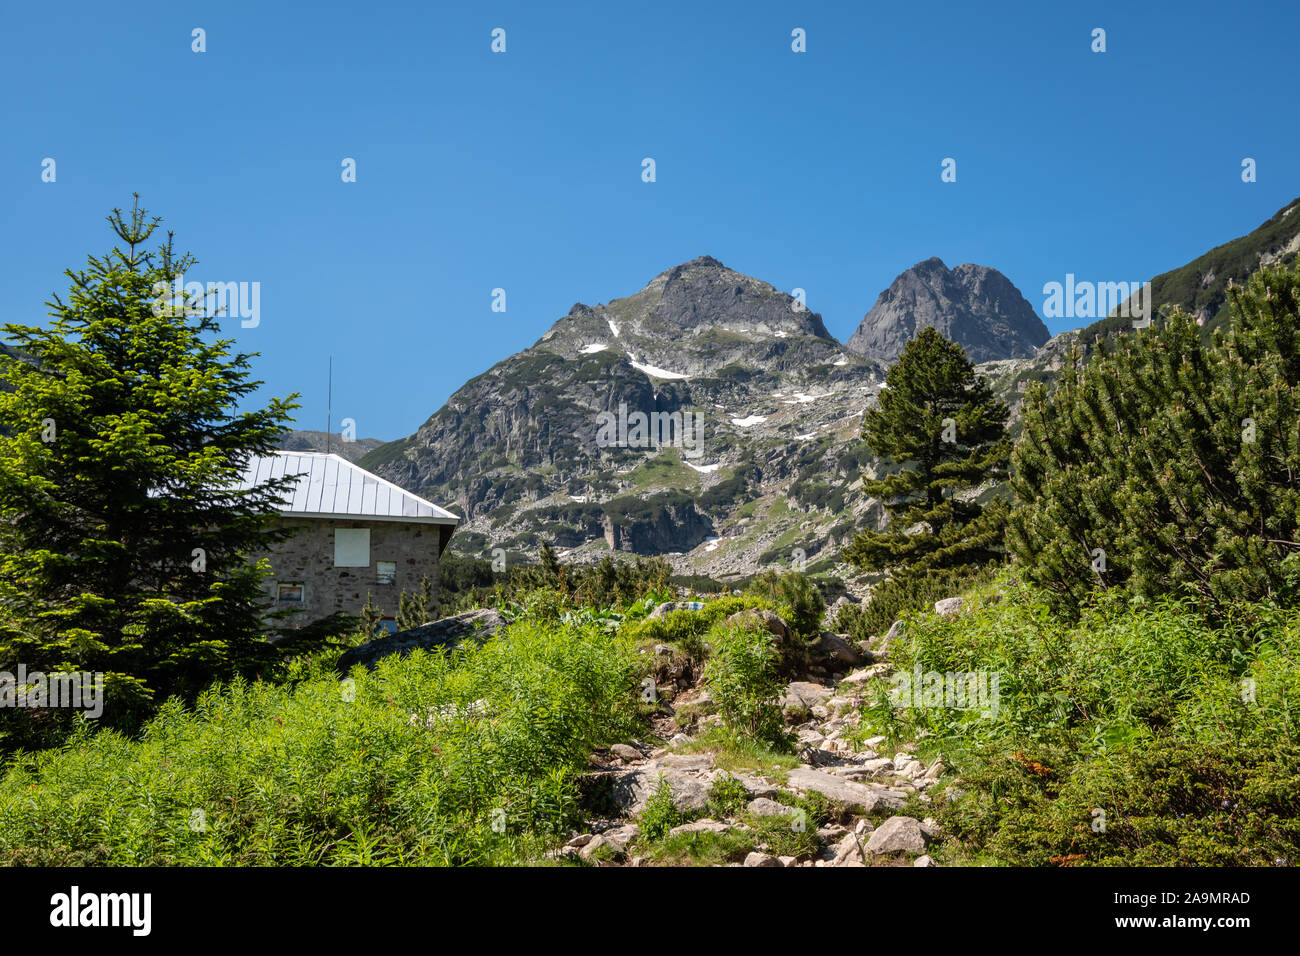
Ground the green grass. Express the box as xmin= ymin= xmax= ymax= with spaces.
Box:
xmin=676 ymin=726 xmax=802 ymax=779
xmin=626 ymin=448 xmax=702 ymax=491
xmin=640 ymin=828 xmax=756 ymax=866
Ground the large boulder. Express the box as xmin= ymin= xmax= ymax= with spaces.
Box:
xmin=606 ymin=753 xmax=720 ymax=815
xmin=875 ymin=619 xmax=906 ymax=655
xmin=610 ymin=764 xmax=713 ymax=815
xmin=785 ymin=767 xmax=907 ymax=814
xmin=864 ymin=815 xmax=930 ymax=855
xmin=336 ymin=609 xmax=507 ymax=672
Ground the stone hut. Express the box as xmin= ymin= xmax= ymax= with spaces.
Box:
xmin=237 ymin=452 xmax=459 ymax=631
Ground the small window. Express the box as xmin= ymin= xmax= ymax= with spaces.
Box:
xmin=334 ymin=528 xmax=371 ymax=567
xmin=277 ymin=582 xmax=305 ymax=604
xmin=376 ymin=561 xmax=397 ymax=585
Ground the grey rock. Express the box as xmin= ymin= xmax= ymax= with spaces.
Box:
xmin=864 ymin=815 xmax=929 ymax=855
xmin=783 ymin=681 xmax=834 ymax=710
xmin=830 ymin=833 xmax=866 ymax=866
xmin=822 ymin=596 xmax=856 ymax=630
xmin=727 ymin=608 xmax=794 ymax=643
xmin=648 ymin=601 xmax=704 ymax=620
xmin=810 ymin=631 xmax=867 ymax=668
xmin=610 ymin=743 xmax=643 ymax=762
xmin=579 ymin=834 xmax=624 ymax=861
xmin=605 ymin=823 xmax=641 ymax=845
xmin=786 ymin=767 xmax=907 ymax=813
xmin=743 ymin=851 xmax=783 ymax=867
xmin=667 ymin=818 xmax=732 ymax=838
xmin=732 ymin=773 xmax=779 ymax=800
xmin=933 ymin=596 xmax=965 ymax=616
xmin=658 ymin=753 xmax=715 ymax=771
xmin=746 ymin=797 xmax=797 ymax=817
xmin=611 ymin=766 xmax=712 ymax=815
xmin=796 ymin=727 xmax=826 ymax=747
xmin=337 ymin=609 xmax=506 ymax=672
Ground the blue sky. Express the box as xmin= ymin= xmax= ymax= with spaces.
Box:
xmin=3 ymin=0 xmax=1297 ymax=440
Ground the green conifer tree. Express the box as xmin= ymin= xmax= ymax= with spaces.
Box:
xmin=0 ymin=202 xmax=299 ymax=725
xmin=843 ymin=327 xmax=1011 ymax=578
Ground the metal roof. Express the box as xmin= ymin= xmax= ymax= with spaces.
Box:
xmin=237 ymin=452 xmax=459 ymax=525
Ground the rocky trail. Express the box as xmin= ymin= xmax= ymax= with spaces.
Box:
xmin=553 ymin=607 xmax=954 ymax=868
xmin=349 ymin=599 xmax=961 ymax=867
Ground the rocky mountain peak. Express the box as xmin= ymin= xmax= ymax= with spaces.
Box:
xmin=628 ymin=255 xmax=834 ymax=341
xmin=846 ymin=258 xmax=1048 ymax=363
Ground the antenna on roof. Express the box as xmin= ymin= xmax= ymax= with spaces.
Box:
xmin=326 ymin=356 xmax=332 ymax=455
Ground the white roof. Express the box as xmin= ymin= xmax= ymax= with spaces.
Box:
xmin=237 ymin=452 xmax=459 ymax=525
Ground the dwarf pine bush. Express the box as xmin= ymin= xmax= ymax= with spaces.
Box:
xmin=0 ymin=614 xmax=640 ymax=866
xmin=1009 ymin=261 xmax=1300 ymax=612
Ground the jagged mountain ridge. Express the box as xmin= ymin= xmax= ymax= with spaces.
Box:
xmin=846 ymin=257 xmax=1050 ymax=363
xmin=359 ymin=255 xmax=1037 ymax=579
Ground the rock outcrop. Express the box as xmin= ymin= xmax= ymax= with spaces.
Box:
xmin=336 ymin=608 xmax=507 ymax=671
xmin=846 ymin=257 xmax=1049 ymax=364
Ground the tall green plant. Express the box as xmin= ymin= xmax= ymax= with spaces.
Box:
xmin=704 ymin=623 xmax=788 ymax=748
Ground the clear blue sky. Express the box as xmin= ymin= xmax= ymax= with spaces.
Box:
xmin=3 ymin=0 xmax=1297 ymax=440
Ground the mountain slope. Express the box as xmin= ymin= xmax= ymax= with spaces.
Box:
xmin=846 ymin=257 xmax=1049 ymax=363
xmin=361 ymin=257 xmax=891 ymax=576
xmin=1078 ymin=197 xmax=1300 ymax=341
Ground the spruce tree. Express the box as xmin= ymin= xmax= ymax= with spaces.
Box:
xmin=0 ymin=202 xmax=299 ymax=726
xmin=843 ymin=326 xmax=1010 ymax=578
